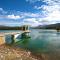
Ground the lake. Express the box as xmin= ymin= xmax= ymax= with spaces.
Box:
xmin=0 ymin=29 xmax=60 ymax=53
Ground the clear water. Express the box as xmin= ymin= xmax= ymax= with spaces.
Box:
xmin=0 ymin=29 xmax=60 ymax=53
xmin=15 ymin=29 xmax=60 ymax=53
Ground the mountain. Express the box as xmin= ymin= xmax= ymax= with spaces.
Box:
xmin=33 ymin=23 xmax=60 ymax=30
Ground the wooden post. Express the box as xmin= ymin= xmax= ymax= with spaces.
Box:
xmin=27 ymin=25 xmax=29 ymax=30
xmin=24 ymin=26 xmax=26 ymax=31
xmin=11 ymin=35 xmax=14 ymax=44
xmin=22 ymin=26 xmax=23 ymax=31
xmin=0 ymin=36 xmax=5 ymax=45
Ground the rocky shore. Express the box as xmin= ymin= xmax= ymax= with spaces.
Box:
xmin=0 ymin=44 xmax=38 ymax=60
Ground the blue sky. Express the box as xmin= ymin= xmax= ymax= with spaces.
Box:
xmin=0 ymin=0 xmax=60 ymax=26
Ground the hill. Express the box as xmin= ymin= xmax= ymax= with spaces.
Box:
xmin=33 ymin=23 xmax=60 ymax=30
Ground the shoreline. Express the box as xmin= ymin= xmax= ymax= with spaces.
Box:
xmin=0 ymin=44 xmax=38 ymax=60
xmin=0 ymin=41 xmax=60 ymax=60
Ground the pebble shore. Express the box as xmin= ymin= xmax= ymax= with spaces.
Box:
xmin=0 ymin=44 xmax=38 ymax=60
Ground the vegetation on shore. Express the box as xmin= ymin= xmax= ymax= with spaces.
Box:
xmin=0 ymin=26 xmax=23 ymax=30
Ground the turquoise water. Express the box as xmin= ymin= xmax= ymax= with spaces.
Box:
xmin=0 ymin=29 xmax=60 ymax=53
xmin=15 ymin=29 xmax=60 ymax=53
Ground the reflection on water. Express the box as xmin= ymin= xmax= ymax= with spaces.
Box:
xmin=15 ymin=29 xmax=60 ymax=53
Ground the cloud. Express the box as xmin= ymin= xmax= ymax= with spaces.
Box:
xmin=7 ymin=14 xmax=21 ymax=19
xmin=42 ymin=0 xmax=60 ymax=24
xmin=23 ymin=18 xmax=42 ymax=26
xmin=34 ymin=0 xmax=60 ymax=24
xmin=26 ymin=0 xmax=41 ymax=3
xmin=0 ymin=10 xmax=42 ymax=26
xmin=24 ymin=18 xmax=38 ymax=23
xmin=0 ymin=8 xmax=7 ymax=14
xmin=34 ymin=6 xmax=42 ymax=10
xmin=42 ymin=10 xmax=60 ymax=24
xmin=1 ymin=0 xmax=60 ymax=26
xmin=0 ymin=7 xmax=44 ymax=26
xmin=19 ymin=12 xmax=42 ymax=18
xmin=0 ymin=8 xmax=3 ymax=11
xmin=26 ymin=0 xmax=60 ymax=4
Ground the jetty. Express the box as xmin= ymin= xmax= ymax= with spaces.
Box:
xmin=0 ymin=25 xmax=31 ymax=45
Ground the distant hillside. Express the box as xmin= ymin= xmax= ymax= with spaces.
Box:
xmin=33 ymin=23 xmax=60 ymax=30
xmin=0 ymin=25 xmax=22 ymax=30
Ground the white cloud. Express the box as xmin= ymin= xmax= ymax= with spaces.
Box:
xmin=20 ymin=12 xmax=41 ymax=18
xmin=26 ymin=0 xmax=40 ymax=3
xmin=34 ymin=6 xmax=42 ymax=10
xmin=24 ymin=18 xmax=38 ymax=23
xmin=7 ymin=14 xmax=21 ymax=19
xmin=27 ymin=0 xmax=60 ymax=4
xmin=43 ymin=0 xmax=60 ymax=5
xmin=34 ymin=0 xmax=60 ymax=25
xmin=23 ymin=18 xmax=41 ymax=26
xmin=42 ymin=0 xmax=60 ymax=24
xmin=0 ymin=8 xmax=7 ymax=14
xmin=0 ymin=8 xmax=3 ymax=11
xmin=42 ymin=10 xmax=60 ymax=24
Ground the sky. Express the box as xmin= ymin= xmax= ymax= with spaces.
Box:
xmin=0 ymin=0 xmax=60 ymax=26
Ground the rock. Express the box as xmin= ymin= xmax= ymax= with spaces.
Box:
xmin=1 ymin=55 xmax=4 ymax=58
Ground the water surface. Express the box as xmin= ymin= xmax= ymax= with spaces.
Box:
xmin=15 ymin=29 xmax=60 ymax=53
xmin=0 ymin=29 xmax=60 ymax=53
